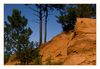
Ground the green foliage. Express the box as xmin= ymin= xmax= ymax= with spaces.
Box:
xmin=57 ymin=7 xmax=76 ymax=31
xmin=5 ymin=9 xmax=34 ymax=65
xmin=34 ymin=56 xmax=42 ymax=65
xmin=5 ymin=9 xmax=43 ymax=65
xmin=57 ymin=4 xmax=96 ymax=32
xmin=7 ymin=9 xmax=27 ymax=30
xmin=33 ymin=46 xmax=42 ymax=65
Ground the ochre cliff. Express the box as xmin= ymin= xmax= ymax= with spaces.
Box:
xmin=40 ymin=18 xmax=96 ymax=65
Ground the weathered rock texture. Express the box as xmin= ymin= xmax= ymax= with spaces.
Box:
xmin=40 ymin=18 xmax=96 ymax=65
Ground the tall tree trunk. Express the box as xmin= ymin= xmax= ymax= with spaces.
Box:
xmin=39 ymin=4 xmax=42 ymax=46
xmin=44 ymin=5 xmax=48 ymax=44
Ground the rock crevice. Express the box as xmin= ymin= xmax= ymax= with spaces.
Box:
xmin=40 ymin=18 xmax=96 ymax=65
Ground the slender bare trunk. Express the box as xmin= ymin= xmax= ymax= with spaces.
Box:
xmin=44 ymin=5 xmax=48 ymax=44
xmin=39 ymin=4 xmax=42 ymax=46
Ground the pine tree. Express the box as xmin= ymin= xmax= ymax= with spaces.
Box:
xmin=6 ymin=9 xmax=33 ymax=64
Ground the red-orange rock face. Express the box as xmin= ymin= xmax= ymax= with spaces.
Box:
xmin=40 ymin=18 xmax=96 ymax=65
